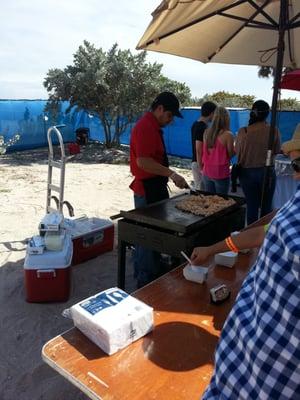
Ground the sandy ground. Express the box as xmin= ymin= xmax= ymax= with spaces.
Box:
xmin=0 ymin=145 xmax=192 ymax=400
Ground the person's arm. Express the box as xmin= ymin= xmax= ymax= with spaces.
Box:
xmin=190 ymin=225 xmax=265 ymax=265
xmin=137 ymin=157 xmax=172 ymax=177
xmin=137 ymin=157 xmax=189 ymax=189
xmin=226 ymin=132 xmax=235 ymax=158
xmin=195 ymin=122 xmax=205 ymax=170
xmin=195 ymin=140 xmax=203 ymax=170
xmin=234 ymin=129 xmax=242 ymax=154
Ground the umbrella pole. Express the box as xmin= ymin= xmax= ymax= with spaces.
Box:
xmin=260 ymin=0 xmax=287 ymax=218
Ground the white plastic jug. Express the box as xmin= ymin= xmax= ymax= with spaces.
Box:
xmin=45 ymin=231 xmax=65 ymax=251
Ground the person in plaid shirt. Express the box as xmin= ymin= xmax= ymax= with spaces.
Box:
xmin=201 ymin=126 xmax=300 ymax=400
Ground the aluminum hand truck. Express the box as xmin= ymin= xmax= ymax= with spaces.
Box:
xmin=46 ymin=125 xmax=74 ymax=216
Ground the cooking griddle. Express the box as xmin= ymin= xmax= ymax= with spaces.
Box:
xmin=120 ymin=191 xmax=245 ymax=234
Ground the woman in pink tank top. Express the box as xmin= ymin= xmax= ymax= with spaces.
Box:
xmin=202 ymin=106 xmax=235 ymax=194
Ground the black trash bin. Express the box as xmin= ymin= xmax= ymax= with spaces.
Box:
xmin=75 ymin=127 xmax=89 ymax=145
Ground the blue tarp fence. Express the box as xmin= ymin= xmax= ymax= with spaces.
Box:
xmin=0 ymin=100 xmax=299 ymax=158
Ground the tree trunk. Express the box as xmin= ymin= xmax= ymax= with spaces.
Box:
xmin=112 ymin=117 xmax=121 ymax=146
xmin=99 ymin=113 xmax=112 ymax=147
xmin=112 ymin=117 xmax=132 ymax=147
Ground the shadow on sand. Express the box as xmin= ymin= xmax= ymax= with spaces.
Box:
xmin=1 ymin=143 xmax=130 ymax=167
xmin=0 ymin=247 xmax=135 ymax=400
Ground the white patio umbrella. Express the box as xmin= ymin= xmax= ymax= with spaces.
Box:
xmin=137 ymin=0 xmax=300 ymax=213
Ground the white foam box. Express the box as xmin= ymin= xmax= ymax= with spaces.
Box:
xmin=183 ymin=264 xmax=208 ymax=283
xmin=214 ymin=251 xmax=238 ymax=268
xmin=68 ymin=288 xmax=154 ymax=355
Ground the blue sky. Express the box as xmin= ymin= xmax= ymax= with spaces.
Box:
xmin=1 ymin=0 xmax=300 ymax=103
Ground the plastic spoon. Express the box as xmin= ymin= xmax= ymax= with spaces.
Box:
xmin=180 ymin=250 xmax=193 ymax=265
xmin=181 ymin=251 xmax=199 ymax=271
xmin=181 ymin=250 xmax=211 ymax=273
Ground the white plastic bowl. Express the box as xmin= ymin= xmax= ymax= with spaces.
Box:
xmin=183 ymin=264 xmax=208 ymax=283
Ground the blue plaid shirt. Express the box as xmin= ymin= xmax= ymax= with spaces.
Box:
xmin=202 ymin=186 xmax=300 ymax=400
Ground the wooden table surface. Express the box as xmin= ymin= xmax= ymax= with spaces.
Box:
xmin=42 ymin=247 xmax=259 ymax=400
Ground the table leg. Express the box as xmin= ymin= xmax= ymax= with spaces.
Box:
xmin=118 ymin=240 xmax=127 ymax=290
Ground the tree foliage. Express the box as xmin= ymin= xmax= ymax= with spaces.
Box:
xmin=278 ymin=97 xmax=300 ymax=111
xmin=188 ymin=91 xmax=300 ymax=111
xmin=257 ymin=66 xmax=293 ymax=78
xmin=44 ymin=41 xmax=191 ymax=147
xmin=257 ymin=67 xmax=300 ymax=110
xmin=188 ymin=90 xmax=300 ymax=110
xmin=189 ymin=91 xmax=255 ymax=108
xmin=0 ymin=134 xmax=21 ymax=155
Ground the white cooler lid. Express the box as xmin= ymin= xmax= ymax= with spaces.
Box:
xmin=24 ymin=234 xmax=73 ymax=270
xmin=65 ymin=217 xmax=113 ymax=239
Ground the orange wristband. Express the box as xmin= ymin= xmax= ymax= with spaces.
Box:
xmin=225 ymin=237 xmax=233 ymax=252
xmin=225 ymin=236 xmax=239 ymax=253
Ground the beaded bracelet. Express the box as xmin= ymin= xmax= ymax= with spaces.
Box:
xmin=225 ymin=236 xmax=239 ymax=253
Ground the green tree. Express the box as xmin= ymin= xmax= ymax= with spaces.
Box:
xmin=187 ymin=96 xmax=203 ymax=106
xmin=188 ymin=91 xmax=255 ymax=108
xmin=257 ymin=66 xmax=293 ymax=78
xmin=44 ymin=41 xmax=191 ymax=147
xmin=257 ymin=67 xmax=300 ymax=110
xmin=0 ymin=134 xmax=21 ymax=155
xmin=278 ymin=98 xmax=300 ymax=111
xmin=44 ymin=101 xmax=63 ymax=125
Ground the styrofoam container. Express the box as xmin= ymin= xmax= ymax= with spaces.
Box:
xmin=24 ymin=235 xmax=73 ymax=302
xmin=67 ymin=288 xmax=153 ymax=355
xmin=183 ymin=264 xmax=208 ymax=283
xmin=214 ymin=251 xmax=238 ymax=268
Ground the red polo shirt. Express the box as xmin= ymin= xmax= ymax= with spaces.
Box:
xmin=130 ymin=112 xmax=166 ymax=196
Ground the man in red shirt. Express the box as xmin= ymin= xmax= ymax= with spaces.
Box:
xmin=130 ymin=91 xmax=188 ymax=287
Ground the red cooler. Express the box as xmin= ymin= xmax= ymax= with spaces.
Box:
xmin=70 ymin=218 xmax=114 ymax=265
xmin=24 ymin=235 xmax=73 ymax=303
xmin=68 ymin=142 xmax=80 ymax=155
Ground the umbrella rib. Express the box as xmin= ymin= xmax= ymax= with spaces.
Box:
xmin=142 ymin=0 xmax=278 ymax=49
xmin=142 ymin=0 xmax=249 ymax=47
xmin=247 ymin=0 xmax=277 ymax=27
xmin=219 ymin=12 xmax=277 ymax=30
xmin=288 ymin=12 xmax=300 ymax=25
xmin=207 ymin=1 xmax=271 ymax=62
xmin=246 ymin=24 xmax=278 ymax=30
xmin=290 ymin=20 xmax=300 ymax=29
xmin=286 ymin=6 xmax=297 ymax=68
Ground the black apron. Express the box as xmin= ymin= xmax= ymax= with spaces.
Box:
xmin=142 ymin=129 xmax=169 ymax=204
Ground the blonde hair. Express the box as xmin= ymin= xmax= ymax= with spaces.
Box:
xmin=205 ymin=106 xmax=230 ymax=149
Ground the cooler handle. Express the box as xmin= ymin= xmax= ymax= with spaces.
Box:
xmin=37 ymin=269 xmax=56 ymax=279
xmin=83 ymin=231 xmax=104 ymax=247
